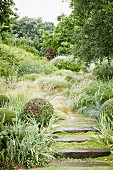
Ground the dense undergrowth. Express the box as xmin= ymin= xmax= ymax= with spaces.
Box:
xmin=0 ymin=42 xmax=113 ymax=169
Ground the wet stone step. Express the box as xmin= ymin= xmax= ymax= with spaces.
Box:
xmin=55 ymin=127 xmax=99 ymax=133
xmin=57 ymin=148 xmax=111 ymax=159
xmin=53 ymin=160 xmax=111 ymax=167
xmin=55 ymin=136 xmax=92 ymax=143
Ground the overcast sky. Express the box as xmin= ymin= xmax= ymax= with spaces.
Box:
xmin=14 ymin=0 xmax=72 ymax=25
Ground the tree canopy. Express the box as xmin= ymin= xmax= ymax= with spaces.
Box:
xmin=0 ymin=0 xmax=17 ymax=36
xmin=71 ymin=0 xmax=113 ymax=64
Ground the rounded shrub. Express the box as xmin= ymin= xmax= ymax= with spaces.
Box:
xmin=24 ymin=98 xmax=54 ymax=126
xmin=51 ymin=55 xmax=82 ymax=72
xmin=0 ymin=95 xmax=9 ymax=107
xmin=100 ymin=98 xmax=113 ymax=120
xmin=0 ymin=108 xmax=16 ymax=126
xmin=18 ymin=60 xmax=57 ymax=76
xmin=93 ymin=63 xmax=113 ymax=80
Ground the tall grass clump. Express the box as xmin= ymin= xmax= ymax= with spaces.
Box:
xmin=6 ymin=93 xmax=28 ymax=120
xmin=18 ymin=60 xmax=58 ymax=76
xmin=51 ymin=55 xmax=83 ymax=72
xmin=0 ymin=116 xmax=56 ymax=169
xmin=93 ymin=62 xmax=113 ymax=80
xmin=70 ymin=79 xmax=113 ymax=117
xmin=37 ymin=75 xmax=70 ymax=91
xmin=52 ymin=69 xmax=80 ymax=84
xmin=19 ymin=73 xmax=41 ymax=81
xmin=0 ymin=95 xmax=9 ymax=108
xmin=98 ymin=113 xmax=113 ymax=150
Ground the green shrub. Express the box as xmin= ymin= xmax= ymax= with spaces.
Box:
xmin=0 ymin=108 xmax=16 ymax=126
xmin=71 ymin=80 xmax=113 ymax=117
xmin=93 ymin=63 xmax=113 ymax=80
xmin=12 ymin=37 xmax=39 ymax=55
xmin=0 ymin=117 xmax=55 ymax=169
xmin=24 ymin=98 xmax=54 ymax=126
xmin=100 ymin=98 xmax=113 ymax=120
xmin=51 ymin=55 xmax=83 ymax=72
xmin=0 ymin=95 xmax=9 ymax=107
xmin=18 ymin=60 xmax=58 ymax=76
xmin=0 ymin=43 xmax=39 ymax=78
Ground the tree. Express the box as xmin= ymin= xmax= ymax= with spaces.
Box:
xmin=41 ymin=13 xmax=75 ymax=55
xmin=12 ymin=17 xmax=54 ymax=54
xmin=0 ymin=0 xmax=17 ymax=37
xmin=71 ymin=0 xmax=113 ymax=64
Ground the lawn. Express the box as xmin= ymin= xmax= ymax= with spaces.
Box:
xmin=29 ymin=167 xmax=113 ymax=170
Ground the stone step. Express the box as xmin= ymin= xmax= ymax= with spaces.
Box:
xmin=53 ymin=160 xmax=111 ymax=167
xmin=55 ymin=136 xmax=92 ymax=143
xmin=55 ymin=127 xmax=99 ymax=133
xmin=57 ymin=148 xmax=111 ymax=159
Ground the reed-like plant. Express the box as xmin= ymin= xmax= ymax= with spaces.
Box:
xmin=98 ymin=113 xmax=113 ymax=150
xmin=0 ymin=116 xmax=57 ymax=169
xmin=38 ymin=75 xmax=70 ymax=91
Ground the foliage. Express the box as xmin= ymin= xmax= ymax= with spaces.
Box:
xmin=20 ymin=73 xmax=41 ymax=81
xmin=41 ymin=14 xmax=75 ymax=55
xmin=0 ymin=43 xmax=39 ymax=79
xmin=44 ymin=47 xmax=57 ymax=60
xmin=0 ymin=0 xmax=17 ymax=37
xmin=11 ymin=37 xmax=39 ymax=55
xmin=0 ymin=95 xmax=9 ymax=107
xmin=12 ymin=17 xmax=54 ymax=54
xmin=0 ymin=108 xmax=16 ymax=128
xmin=18 ymin=60 xmax=58 ymax=76
xmin=93 ymin=62 xmax=113 ymax=80
xmin=51 ymin=55 xmax=82 ymax=71
xmin=8 ymin=93 xmax=28 ymax=117
xmin=71 ymin=80 xmax=113 ymax=116
xmin=72 ymin=0 xmax=113 ymax=64
xmin=38 ymin=75 xmax=70 ymax=91
xmin=24 ymin=98 xmax=54 ymax=126
xmin=98 ymin=112 xmax=113 ymax=150
xmin=0 ymin=117 xmax=55 ymax=169
xmin=100 ymin=98 xmax=113 ymax=121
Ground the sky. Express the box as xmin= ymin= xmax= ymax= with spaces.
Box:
xmin=14 ymin=0 xmax=72 ymax=25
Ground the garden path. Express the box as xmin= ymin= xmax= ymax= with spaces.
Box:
xmin=53 ymin=112 xmax=112 ymax=167
xmin=13 ymin=81 xmax=112 ymax=168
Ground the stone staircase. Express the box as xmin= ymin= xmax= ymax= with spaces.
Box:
xmin=53 ymin=113 xmax=112 ymax=167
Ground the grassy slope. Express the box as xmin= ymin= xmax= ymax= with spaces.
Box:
xmin=0 ymin=43 xmax=39 ymax=61
xmin=0 ymin=44 xmax=113 ymax=168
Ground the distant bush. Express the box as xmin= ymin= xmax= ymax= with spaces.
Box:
xmin=0 ymin=43 xmax=39 ymax=79
xmin=18 ymin=60 xmax=58 ymax=76
xmin=44 ymin=47 xmax=57 ymax=60
xmin=12 ymin=37 xmax=39 ymax=55
xmin=100 ymin=98 xmax=113 ymax=121
xmin=51 ymin=55 xmax=83 ymax=71
xmin=93 ymin=62 xmax=113 ymax=80
xmin=24 ymin=98 xmax=54 ymax=126
xmin=0 ymin=95 xmax=9 ymax=107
